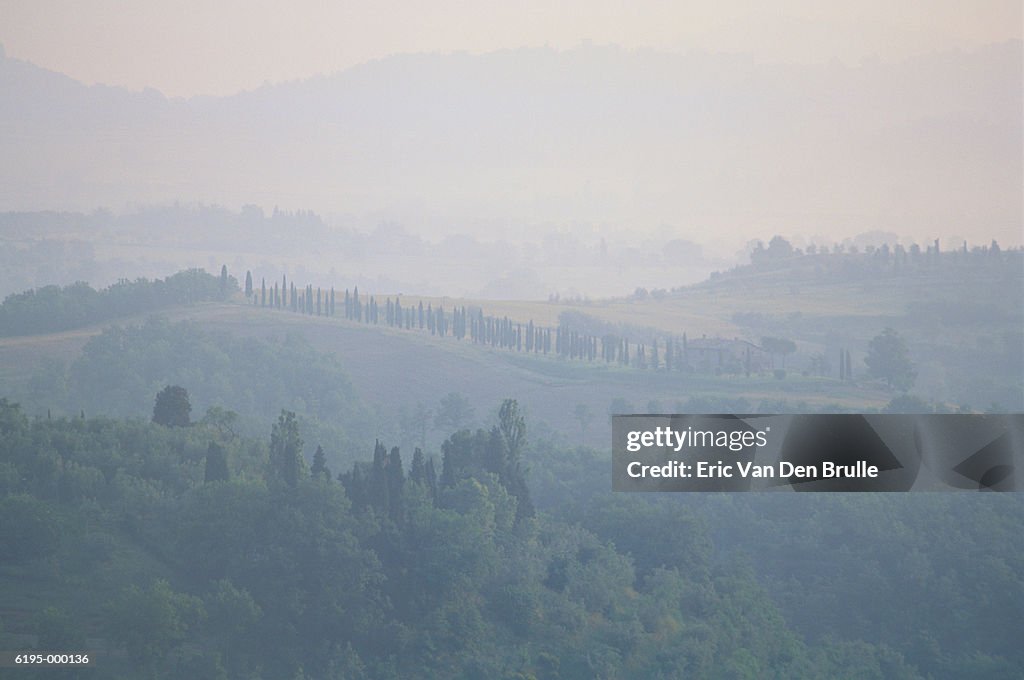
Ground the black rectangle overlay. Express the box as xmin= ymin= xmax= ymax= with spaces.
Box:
xmin=612 ymin=414 xmax=1023 ymax=492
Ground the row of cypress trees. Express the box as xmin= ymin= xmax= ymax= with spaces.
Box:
xmin=241 ymin=269 xmax=706 ymax=374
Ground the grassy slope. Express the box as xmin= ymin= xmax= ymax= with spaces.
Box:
xmin=0 ymin=300 xmax=891 ymax=450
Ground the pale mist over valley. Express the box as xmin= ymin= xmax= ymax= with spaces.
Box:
xmin=0 ymin=37 xmax=1020 ymax=300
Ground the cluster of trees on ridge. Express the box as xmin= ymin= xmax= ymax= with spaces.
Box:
xmin=0 ymin=267 xmax=236 ymax=337
xmin=746 ymin=235 xmax=1019 ymax=274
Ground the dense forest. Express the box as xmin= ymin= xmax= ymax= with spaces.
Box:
xmin=5 ymin=396 xmax=1020 ymax=679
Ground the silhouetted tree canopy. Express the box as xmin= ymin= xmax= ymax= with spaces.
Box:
xmin=152 ymin=385 xmax=192 ymax=427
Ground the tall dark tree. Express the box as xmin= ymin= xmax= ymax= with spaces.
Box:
xmin=244 ymin=270 xmax=253 ymax=298
xmin=152 ymin=385 xmax=191 ymax=427
xmin=311 ymin=444 xmax=331 ymax=481
xmin=220 ymin=265 xmax=228 ymax=294
xmin=498 ymin=399 xmax=525 ymax=456
xmin=370 ymin=441 xmax=390 ymax=513
xmin=269 ymin=410 xmax=305 ymax=487
xmin=497 ymin=399 xmax=533 ymax=521
xmin=204 ymin=441 xmax=230 ymax=483
xmin=387 ymin=446 xmax=404 ymax=521
xmin=440 ymin=430 xmax=479 ymax=489
xmin=424 ymin=456 xmax=438 ymax=503
xmin=410 ymin=447 xmax=427 ymax=485
xmin=484 ymin=426 xmax=509 ymax=478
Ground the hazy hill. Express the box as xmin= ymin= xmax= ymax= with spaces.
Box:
xmin=1 ymin=42 xmax=1020 ymax=244
xmin=5 ymin=248 xmax=1020 ymax=457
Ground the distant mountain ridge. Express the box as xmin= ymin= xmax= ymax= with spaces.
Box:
xmin=1 ymin=42 xmax=1020 ymax=243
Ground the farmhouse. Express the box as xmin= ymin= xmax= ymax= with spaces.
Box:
xmin=684 ymin=336 xmax=770 ymax=374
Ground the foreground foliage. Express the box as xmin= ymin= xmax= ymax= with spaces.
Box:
xmin=0 ymin=398 xmax=960 ymax=679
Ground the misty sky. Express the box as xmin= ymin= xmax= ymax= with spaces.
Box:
xmin=2 ymin=0 xmax=1021 ymax=98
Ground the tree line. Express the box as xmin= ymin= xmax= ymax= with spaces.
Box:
xmin=246 ymin=271 xmax=921 ymax=390
xmin=748 ymin=234 xmax=1021 ymax=276
xmin=0 ymin=267 xmax=237 ymax=337
xmin=246 ymin=273 xmax=787 ymax=377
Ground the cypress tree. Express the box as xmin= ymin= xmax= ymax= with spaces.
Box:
xmin=410 ymin=448 xmax=427 ymax=485
xmin=244 ymin=271 xmax=253 ymax=298
xmin=370 ymin=441 xmax=390 ymax=514
xmin=424 ymin=457 xmax=438 ymax=504
xmin=269 ymin=410 xmax=305 ymax=488
xmin=204 ymin=441 xmax=230 ymax=483
xmin=340 ymin=465 xmax=367 ymax=511
xmin=311 ymin=445 xmax=331 ymax=481
xmin=387 ymin=446 xmax=404 ymax=521
xmin=484 ymin=426 xmax=509 ymax=478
